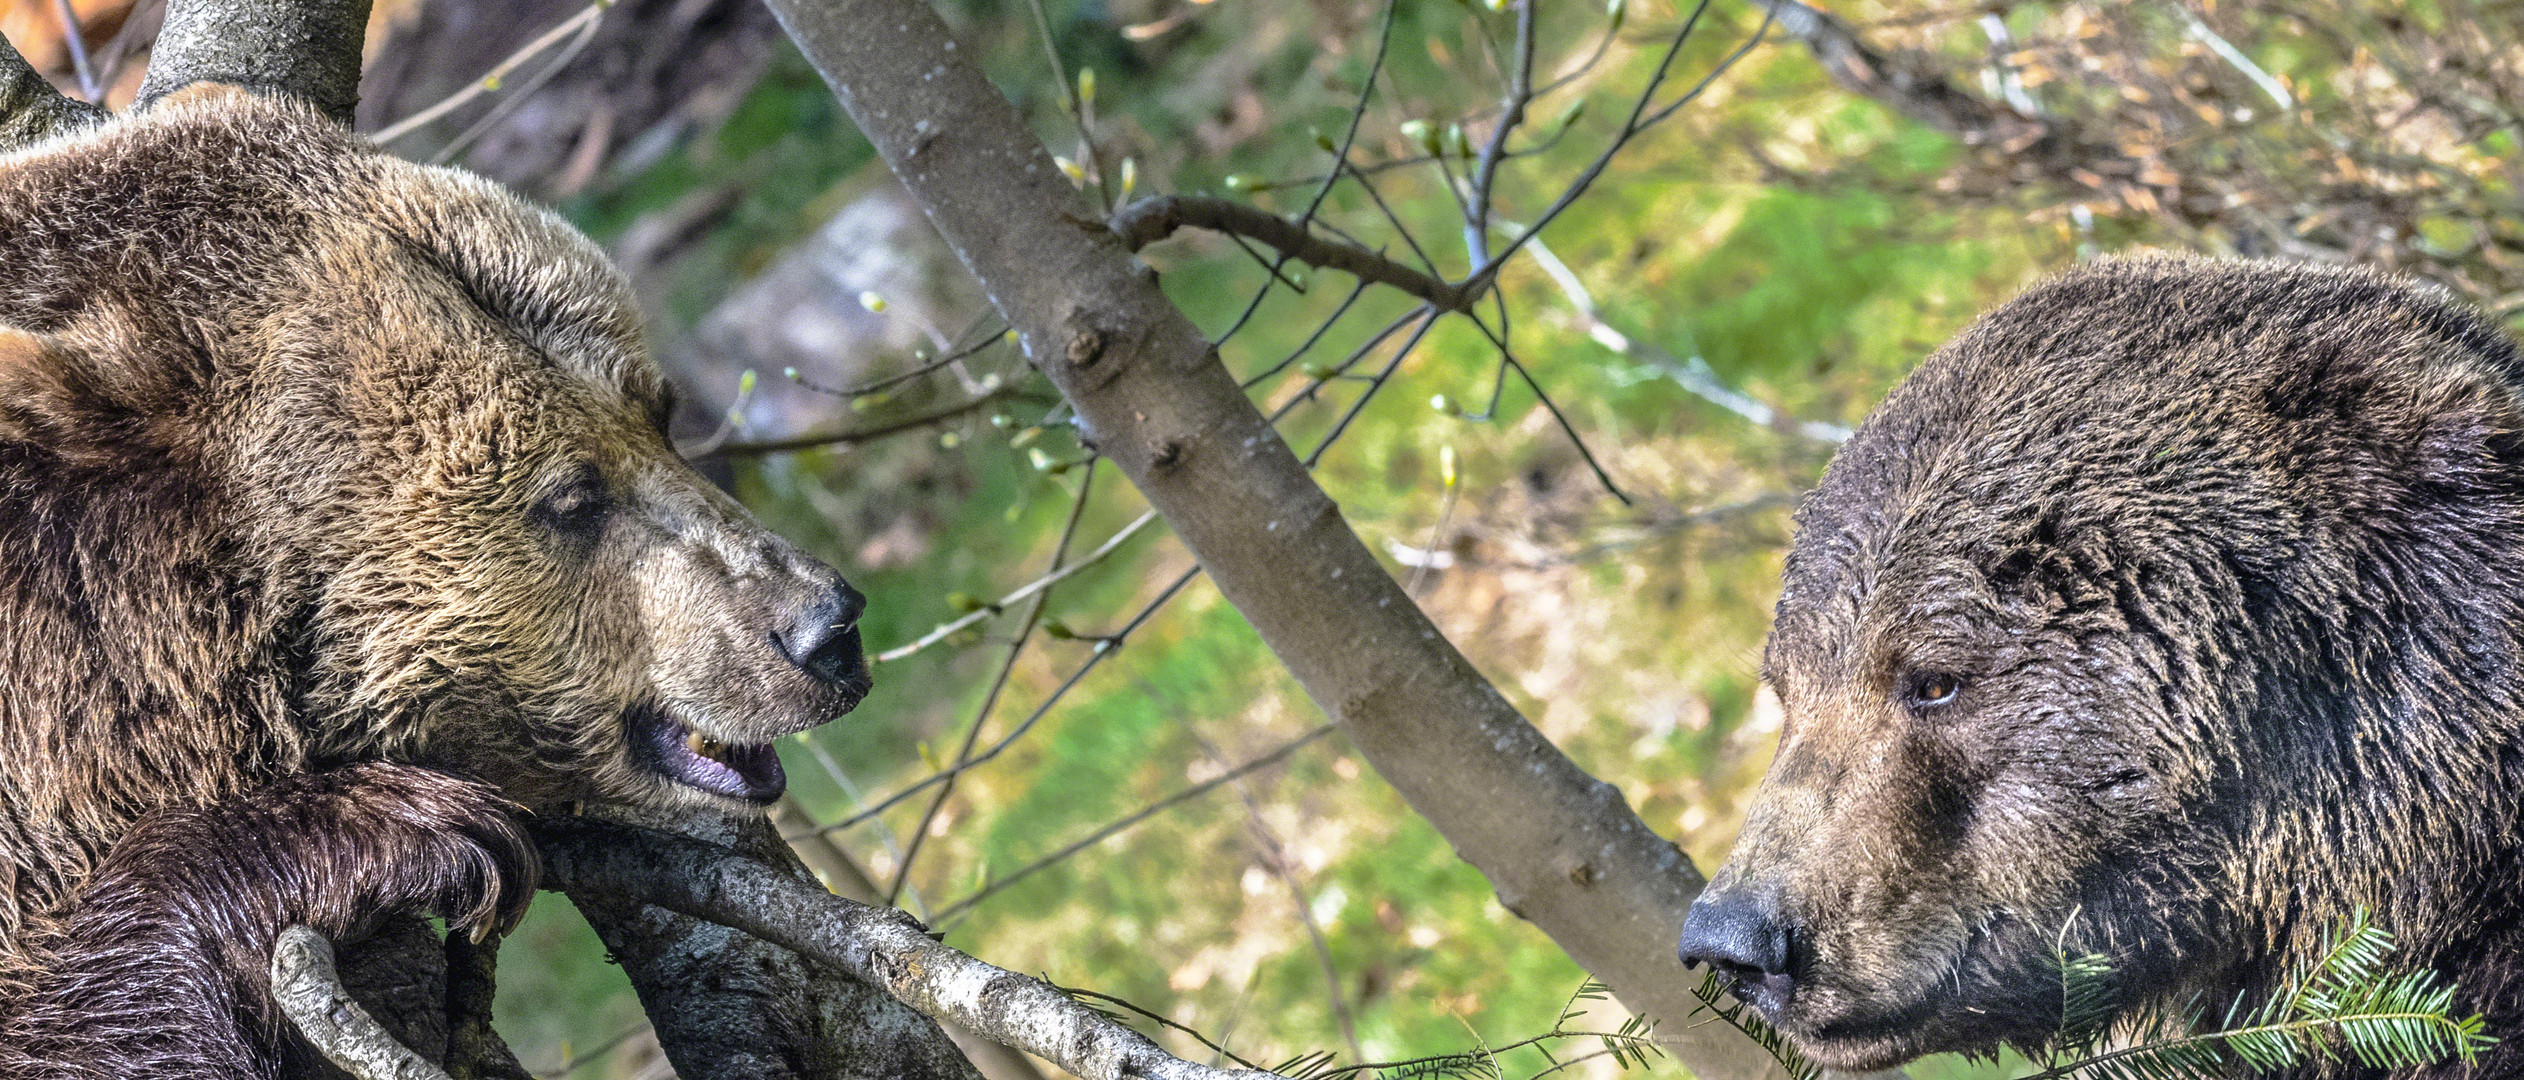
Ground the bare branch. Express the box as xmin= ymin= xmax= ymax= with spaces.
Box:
xmin=774 ymin=799 xmax=1052 ymax=1080
xmin=534 ymin=818 xmax=1280 ymax=1080
xmin=889 ymin=462 xmax=1103 ymax=904
xmin=759 ymin=0 xmax=1784 ymax=1075
xmin=0 ymin=31 xmax=106 ymax=152
xmin=135 ymin=0 xmax=372 ymax=124
xmin=442 ymin=933 xmax=534 ymax=1080
xmin=876 ymin=509 xmax=1161 ymax=664
xmin=1110 ymin=195 xmax=1472 ymax=312
xmin=370 ymin=1 xmax=608 ymax=145
xmin=714 ymin=390 xmax=1006 ymax=456
xmin=932 ymin=725 xmax=1337 ymax=927
xmin=558 ymin=805 xmax=987 ymax=1080
xmin=1465 ymin=0 xmax=1537 ymax=265
xmin=272 ymin=927 xmax=455 ymax=1080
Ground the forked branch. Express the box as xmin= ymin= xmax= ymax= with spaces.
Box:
xmin=272 ymin=927 xmax=456 ymax=1080
xmin=534 ymin=818 xmax=1277 ymax=1080
xmin=1109 ymin=195 xmax=1474 ymax=312
xmin=0 ymin=32 xmax=105 ymax=152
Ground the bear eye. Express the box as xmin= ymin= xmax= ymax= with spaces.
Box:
xmin=534 ymin=472 xmax=613 ymax=538
xmin=1902 ymin=670 xmax=1964 ymax=711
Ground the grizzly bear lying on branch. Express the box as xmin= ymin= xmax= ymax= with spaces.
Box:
xmin=0 ymin=86 xmax=870 ymax=1076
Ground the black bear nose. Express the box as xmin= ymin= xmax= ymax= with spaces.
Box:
xmin=1677 ymin=889 xmax=1795 ymax=1009
xmin=779 ymin=577 xmax=868 ymax=688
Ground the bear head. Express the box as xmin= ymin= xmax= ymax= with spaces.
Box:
xmin=0 ymin=87 xmax=869 ymax=820
xmin=1679 ymin=257 xmax=2524 ymax=1070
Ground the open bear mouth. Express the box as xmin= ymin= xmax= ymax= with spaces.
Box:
xmin=629 ymin=705 xmax=787 ymax=803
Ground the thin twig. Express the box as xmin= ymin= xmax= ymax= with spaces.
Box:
xmin=430 ymin=5 xmax=608 ymax=166
xmin=800 ymin=566 xmax=1206 ymax=840
xmin=1461 ymin=314 xmax=1632 ymax=504
xmin=1466 ymin=0 xmax=1538 ymax=266
xmin=930 ymin=725 xmax=1337 ymax=926
xmin=1465 ymin=0 xmax=1765 ymax=296
xmin=1208 ymin=737 xmax=1364 ymax=1064
xmin=888 ymin=462 xmax=1102 ymax=903
xmin=1513 ymin=226 xmax=1848 ymax=443
xmin=372 ymin=0 xmax=611 ymax=146
xmin=50 ymin=0 xmax=99 ymax=101
xmin=1303 ymin=310 xmax=1442 ymax=468
xmin=789 ymin=323 xmax=1010 ymax=400
xmin=1112 ymin=196 xmax=1471 ymax=312
xmin=1240 ymin=280 xmax=1372 ymax=388
xmin=715 ymin=390 xmax=1009 ymax=456
xmin=876 ymin=508 xmax=1162 ymax=663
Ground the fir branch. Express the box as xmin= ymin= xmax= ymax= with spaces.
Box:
xmin=2030 ymin=909 xmax=2492 ymax=1080
xmin=1687 ymin=973 xmax=1821 ymax=1080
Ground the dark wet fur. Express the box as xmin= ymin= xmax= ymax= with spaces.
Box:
xmin=1719 ymin=257 xmax=2524 ymax=1078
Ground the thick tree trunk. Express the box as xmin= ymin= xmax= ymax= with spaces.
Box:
xmin=754 ymin=2 xmax=1780 ymax=1078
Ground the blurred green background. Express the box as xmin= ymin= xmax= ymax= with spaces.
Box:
xmin=19 ymin=0 xmax=2508 ymax=1073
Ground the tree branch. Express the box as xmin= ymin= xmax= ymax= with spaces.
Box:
xmin=272 ymin=927 xmax=456 ymax=1080
xmin=534 ymin=818 xmax=1274 ymax=1080
xmin=134 ymin=0 xmax=373 ymax=124
xmin=713 ymin=391 xmax=1006 ymax=456
xmin=773 ymin=799 xmax=1052 ymax=1080
xmin=558 ymin=805 xmax=986 ymax=1080
xmin=757 ymin=1 xmax=1780 ymax=1077
xmin=1109 ymin=195 xmax=1471 ymax=312
xmin=0 ymin=31 xmax=105 ymax=152
xmin=442 ymin=933 xmax=533 ymax=1080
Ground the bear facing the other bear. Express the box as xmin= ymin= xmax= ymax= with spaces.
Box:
xmin=0 ymin=86 xmax=870 ymax=1076
xmin=1683 ymin=257 xmax=2524 ymax=1077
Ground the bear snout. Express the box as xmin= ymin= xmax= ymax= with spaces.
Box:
xmin=776 ymin=574 xmax=869 ymax=695
xmin=1677 ymin=887 xmax=1796 ymax=1013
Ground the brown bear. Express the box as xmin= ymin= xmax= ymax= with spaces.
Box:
xmin=1677 ymin=257 xmax=2524 ymax=1076
xmin=0 ymin=86 xmax=871 ymax=1076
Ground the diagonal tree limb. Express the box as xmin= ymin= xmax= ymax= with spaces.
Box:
xmin=0 ymin=31 xmax=106 ymax=152
xmin=772 ymin=799 xmax=1051 ymax=1080
xmin=133 ymin=0 xmax=372 ymax=124
xmin=756 ymin=0 xmax=1783 ymax=1077
xmin=536 ymin=818 xmax=1274 ymax=1080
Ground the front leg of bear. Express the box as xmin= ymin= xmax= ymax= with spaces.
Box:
xmin=0 ymin=90 xmax=874 ymax=1074
xmin=0 ymin=765 xmax=536 ymax=1079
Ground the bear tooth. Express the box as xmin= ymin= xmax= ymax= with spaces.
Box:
xmin=686 ymin=732 xmax=730 ymax=761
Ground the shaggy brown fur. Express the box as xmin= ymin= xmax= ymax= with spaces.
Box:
xmin=0 ymin=87 xmax=870 ymax=1076
xmin=1681 ymin=257 xmax=2524 ymax=1077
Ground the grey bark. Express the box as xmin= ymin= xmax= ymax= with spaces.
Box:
xmin=274 ymin=927 xmax=458 ymax=1080
xmin=755 ymin=1 xmax=1781 ymax=1077
xmin=134 ymin=0 xmax=371 ymax=123
xmin=0 ymin=31 xmax=105 ymax=152
xmin=771 ymin=801 xmax=1050 ymax=1080
xmin=556 ymin=804 xmax=987 ymax=1080
xmin=536 ymin=818 xmax=1272 ymax=1080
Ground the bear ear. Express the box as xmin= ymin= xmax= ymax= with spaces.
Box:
xmin=0 ymin=325 xmax=130 ymax=455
